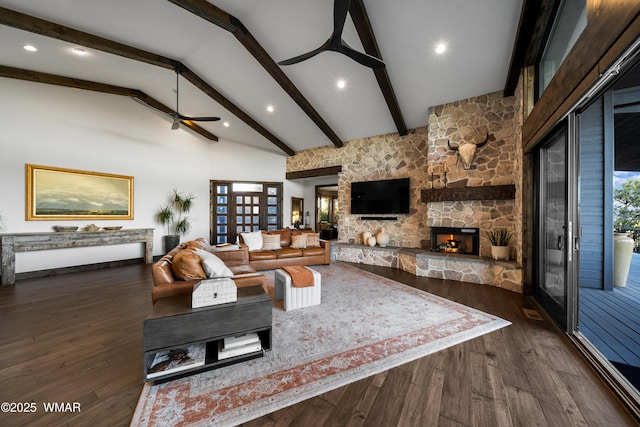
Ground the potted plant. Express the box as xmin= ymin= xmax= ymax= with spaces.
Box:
xmin=486 ymin=229 xmax=512 ymax=260
xmin=156 ymin=189 xmax=195 ymax=252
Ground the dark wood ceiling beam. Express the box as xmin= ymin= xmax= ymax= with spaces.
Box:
xmin=0 ymin=7 xmax=174 ymax=69
xmin=0 ymin=6 xmax=294 ymax=155
xmin=180 ymin=66 xmax=294 ymax=155
xmin=167 ymin=0 xmax=344 ymax=148
xmin=232 ymin=26 xmax=343 ymax=148
xmin=286 ymin=166 xmax=342 ymax=180
xmin=349 ymin=0 xmax=407 ymax=136
xmin=0 ymin=65 xmax=219 ymax=141
xmin=504 ymin=0 xmax=542 ymax=96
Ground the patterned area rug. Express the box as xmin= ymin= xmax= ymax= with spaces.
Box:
xmin=132 ymin=263 xmax=510 ymax=426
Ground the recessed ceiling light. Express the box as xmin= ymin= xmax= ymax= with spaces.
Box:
xmin=72 ymin=47 xmax=88 ymax=56
xmin=336 ymin=79 xmax=346 ymax=89
xmin=435 ymin=43 xmax=447 ymax=54
xmin=266 ymin=105 xmax=274 ymax=113
xmin=23 ymin=44 xmax=37 ymax=52
xmin=223 ymin=121 xmax=230 ymax=127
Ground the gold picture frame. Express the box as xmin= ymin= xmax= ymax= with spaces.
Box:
xmin=26 ymin=164 xmax=134 ymax=220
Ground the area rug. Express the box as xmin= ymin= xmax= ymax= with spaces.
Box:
xmin=131 ymin=262 xmax=510 ymax=426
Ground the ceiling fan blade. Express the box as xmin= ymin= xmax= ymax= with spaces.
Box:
xmin=176 ymin=114 xmax=220 ymax=122
xmin=278 ymin=44 xmax=328 ymax=66
xmin=337 ymin=41 xmax=385 ymax=69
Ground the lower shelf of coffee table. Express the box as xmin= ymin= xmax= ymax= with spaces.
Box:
xmin=145 ymin=329 xmax=271 ymax=383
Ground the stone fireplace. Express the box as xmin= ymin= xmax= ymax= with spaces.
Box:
xmin=286 ymin=88 xmax=524 ymax=292
xmin=430 ymin=226 xmax=479 ymax=255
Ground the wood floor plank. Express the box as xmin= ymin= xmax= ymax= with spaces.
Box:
xmin=396 ymin=367 xmax=445 ymax=427
xmin=486 ymin=362 xmax=515 ymax=426
xmin=363 ymin=368 xmax=412 ymax=427
xmin=343 ymin=372 xmax=389 ymax=427
xmin=323 ymin=377 xmax=375 ymax=427
xmin=503 ymin=384 xmax=548 ymax=427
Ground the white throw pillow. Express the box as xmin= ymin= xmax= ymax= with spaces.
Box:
xmin=241 ymin=231 xmax=264 ymax=251
xmin=261 ymin=234 xmax=282 ymax=250
xmin=290 ymin=233 xmax=307 ymax=249
xmin=194 ymin=248 xmax=234 ymax=278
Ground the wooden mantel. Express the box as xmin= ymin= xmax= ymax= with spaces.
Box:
xmin=421 ymin=185 xmax=515 ymax=203
xmin=0 ymin=228 xmax=153 ymax=285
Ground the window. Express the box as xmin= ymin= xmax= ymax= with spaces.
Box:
xmin=211 ymin=181 xmax=282 ymax=244
xmin=538 ymin=0 xmax=587 ymax=96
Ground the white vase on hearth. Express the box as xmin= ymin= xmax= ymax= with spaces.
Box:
xmin=376 ymin=228 xmax=390 ymax=247
xmin=367 ymin=236 xmax=377 ymax=246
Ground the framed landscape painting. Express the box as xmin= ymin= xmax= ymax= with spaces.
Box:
xmin=26 ymin=164 xmax=134 ymax=220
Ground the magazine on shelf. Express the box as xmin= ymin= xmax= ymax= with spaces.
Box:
xmin=217 ymin=340 xmax=262 ymax=360
xmin=147 ymin=343 xmax=206 ymax=379
xmin=223 ymin=332 xmax=260 ymax=350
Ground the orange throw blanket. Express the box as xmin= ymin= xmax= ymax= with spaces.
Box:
xmin=282 ymin=266 xmax=315 ymax=288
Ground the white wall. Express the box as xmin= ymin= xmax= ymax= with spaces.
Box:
xmin=0 ymin=78 xmax=289 ymax=273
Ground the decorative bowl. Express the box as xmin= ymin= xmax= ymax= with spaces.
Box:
xmin=53 ymin=226 xmax=78 ymax=232
xmin=84 ymin=224 xmax=99 ymax=232
xmin=102 ymin=226 xmax=123 ymax=231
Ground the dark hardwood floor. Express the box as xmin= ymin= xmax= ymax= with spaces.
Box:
xmin=0 ymin=262 xmax=637 ymax=426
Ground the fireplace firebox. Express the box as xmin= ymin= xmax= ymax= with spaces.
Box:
xmin=430 ymin=227 xmax=480 ymax=255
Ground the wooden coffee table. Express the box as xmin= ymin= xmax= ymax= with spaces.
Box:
xmin=143 ymin=285 xmax=272 ymax=383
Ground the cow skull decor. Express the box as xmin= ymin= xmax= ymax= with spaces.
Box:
xmin=447 ymin=133 xmax=490 ymax=170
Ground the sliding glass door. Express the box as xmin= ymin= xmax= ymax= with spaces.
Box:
xmin=535 ymin=120 xmax=579 ymax=331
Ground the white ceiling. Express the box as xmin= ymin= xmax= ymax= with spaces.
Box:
xmin=0 ymin=0 xmax=523 ymax=156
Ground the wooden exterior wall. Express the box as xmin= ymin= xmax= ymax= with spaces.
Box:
xmin=523 ymin=2 xmax=640 ymax=151
xmin=578 ymin=97 xmax=608 ymax=290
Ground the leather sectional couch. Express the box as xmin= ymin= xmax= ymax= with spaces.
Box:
xmin=151 ymin=238 xmax=266 ymax=304
xmin=151 ymin=230 xmax=331 ymax=303
xmin=239 ymin=228 xmax=331 ymax=271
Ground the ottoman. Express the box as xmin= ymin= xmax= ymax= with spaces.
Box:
xmin=274 ymin=267 xmax=321 ymax=311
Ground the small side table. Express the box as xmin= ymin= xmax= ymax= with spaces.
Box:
xmin=274 ymin=267 xmax=321 ymax=311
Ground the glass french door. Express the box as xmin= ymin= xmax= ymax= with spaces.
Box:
xmin=211 ymin=181 xmax=282 ymax=245
xmin=535 ymin=119 xmax=579 ymax=331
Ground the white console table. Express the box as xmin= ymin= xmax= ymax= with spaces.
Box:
xmin=0 ymin=228 xmax=154 ymax=285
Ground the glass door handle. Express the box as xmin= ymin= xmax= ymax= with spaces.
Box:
xmin=568 ymin=221 xmax=573 ymax=262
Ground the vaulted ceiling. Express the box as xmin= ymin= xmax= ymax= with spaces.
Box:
xmin=0 ymin=0 xmax=524 ymax=156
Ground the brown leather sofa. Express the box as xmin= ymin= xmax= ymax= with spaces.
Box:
xmin=151 ymin=238 xmax=266 ymax=304
xmin=240 ymin=228 xmax=331 ymax=271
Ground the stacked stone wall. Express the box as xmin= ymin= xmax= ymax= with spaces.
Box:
xmin=288 ymin=127 xmax=430 ymax=249
xmin=426 ymin=90 xmax=521 ymax=260
xmin=287 ymin=84 xmax=524 ymax=280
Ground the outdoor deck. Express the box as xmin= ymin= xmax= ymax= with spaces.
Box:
xmin=580 ymin=253 xmax=640 ymax=369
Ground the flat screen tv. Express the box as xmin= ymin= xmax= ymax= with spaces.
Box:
xmin=350 ymin=178 xmax=410 ymax=215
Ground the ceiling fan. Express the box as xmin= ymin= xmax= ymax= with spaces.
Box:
xmin=277 ymin=0 xmax=385 ymax=69
xmin=168 ymin=67 xmax=220 ymax=130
